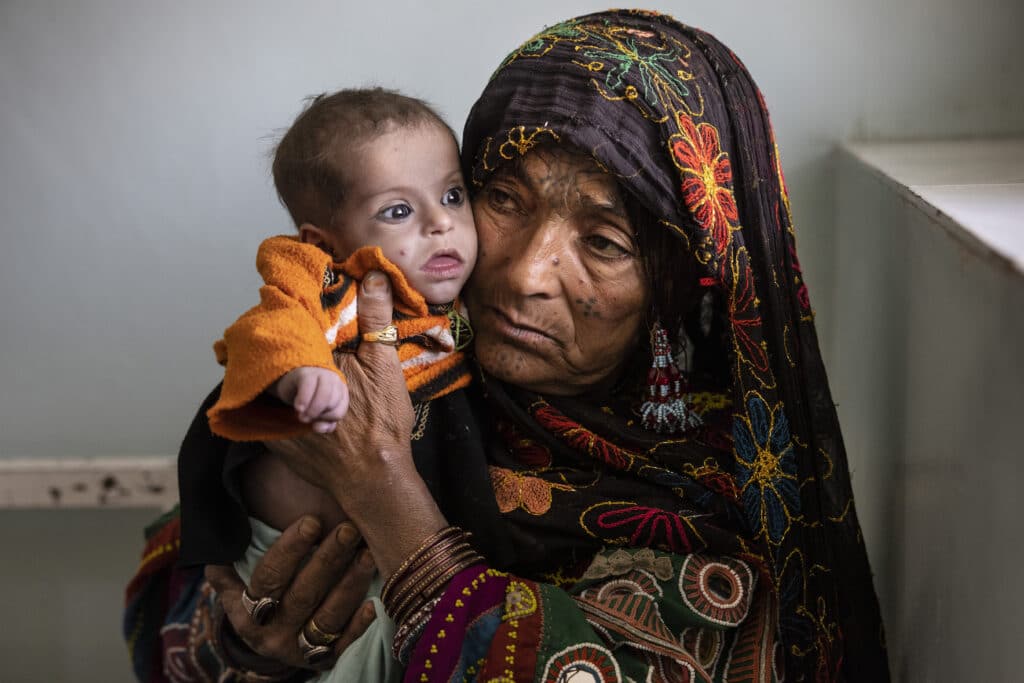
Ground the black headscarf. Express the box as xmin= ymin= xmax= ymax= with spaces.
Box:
xmin=460 ymin=10 xmax=889 ymax=681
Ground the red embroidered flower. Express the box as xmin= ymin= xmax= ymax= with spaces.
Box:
xmin=670 ymin=113 xmax=740 ymax=257
xmin=728 ymin=248 xmax=770 ymax=375
xmin=594 ymin=504 xmax=696 ymax=553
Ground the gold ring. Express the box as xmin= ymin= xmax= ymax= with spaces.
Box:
xmin=240 ymin=589 xmax=278 ymax=625
xmin=361 ymin=323 xmax=399 ymax=346
xmin=306 ymin=618 xmax=341 ymax=646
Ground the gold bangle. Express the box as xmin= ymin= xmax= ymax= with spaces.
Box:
xmin=387 ymin=538 xmax=470 ymax=619
xmin=381 ymin=527 xmax=461 ymax=605
xmin=390 ymin=544 xmax=471 ymax=623
xmin=391 ymin=547 xmax=481 ymax=626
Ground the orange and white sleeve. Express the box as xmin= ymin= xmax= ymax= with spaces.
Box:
xmin=206 ymin=235 xmax=351 ymax=441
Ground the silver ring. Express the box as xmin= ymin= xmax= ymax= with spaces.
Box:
xmin=298 ymin=630 xmax=334 ymax=666
xmin=240 ymin=589 xmax=278 ymax=625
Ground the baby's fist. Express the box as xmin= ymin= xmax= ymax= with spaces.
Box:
xmin=271 ymin=367 xmax=350 ymax=432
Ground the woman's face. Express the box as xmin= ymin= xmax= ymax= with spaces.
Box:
xmin=466 ymin=146 xmax=649 ymax=395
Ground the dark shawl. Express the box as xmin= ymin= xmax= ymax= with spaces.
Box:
xmin=458 ymin=10 xmax=889 ymax=681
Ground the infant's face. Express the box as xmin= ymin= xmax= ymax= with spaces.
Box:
xmin=327 ymin=124 xmax=477 ymax=304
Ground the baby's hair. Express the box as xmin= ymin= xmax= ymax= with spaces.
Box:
xmin=272 ymin=87 xmax=455 ymax=229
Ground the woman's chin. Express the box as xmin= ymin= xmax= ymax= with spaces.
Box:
xmin=475 ymin=338 xmax=593 ymax=397
xmin=476 ymin=339 xmax=553 ymax=393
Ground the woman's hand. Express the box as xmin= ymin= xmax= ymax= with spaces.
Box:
xmin=205 ymin=516 xmax=377 ymax=671
xmin=263 ymin=271 xmax=415 ymax=498
xmin=266 ymin=271 xmax=448 ymax=576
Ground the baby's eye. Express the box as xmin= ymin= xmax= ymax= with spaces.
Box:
xmin=442 ymin=186 xmax=465 ymax=206
xmin=379 ymin=203 xmax=413 ymax=221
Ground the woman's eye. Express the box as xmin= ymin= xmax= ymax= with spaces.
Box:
xmin=442 ymin=186 xmax=465 ymax=206
xmin=584 ymin=233 xmax=631 ymax=258
xmin=486 ymin=186 xmax=520 ymax=213
xmin=379 ymin=203 xmax=413 ymax=221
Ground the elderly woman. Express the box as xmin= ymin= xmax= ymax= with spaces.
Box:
xmin=126 ymin=10 xmax=888 ymax=682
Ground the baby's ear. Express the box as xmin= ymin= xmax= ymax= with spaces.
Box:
xmin=298 ymin=223 xmax=334 ymax=256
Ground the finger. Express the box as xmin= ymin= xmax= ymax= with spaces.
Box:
xmin=205 ymin=564 xmax=272 ymax=655
xmin=320 ymin=382 xmax=349 ymax=421
xmin=312 ymin=419 xmax=338 ymax=433
xmin=305 ymin=377 xmax=331 ymax=421
xmin=293 ymin=374 xmax=317 ymax=417
xmin=205 ymin=564 xmax=248 ymax=627
xmin=355 ymin=271 xmax=396 ymax=363
xmin=278 ymin=522 xmax=362 ymax=629
xmin=248 ymin=515 xmax=323 ymax=601
xmin=331 ymin=600 xmax=378 ymax=661
xmin=310 ymin=547 xmax=376 ymax=640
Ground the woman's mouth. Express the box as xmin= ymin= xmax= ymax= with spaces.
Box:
xmin=421 ymin=250 xmax=465 ymax=279
xmin=487 ymin=306 xmax=561 ymax=348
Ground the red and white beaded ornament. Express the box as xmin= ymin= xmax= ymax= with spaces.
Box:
xmin=640 ymin=322 xmax=702 ymax=434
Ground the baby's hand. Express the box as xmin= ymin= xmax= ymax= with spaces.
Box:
xmin=270 ymin=367 xmax=350 ymax=433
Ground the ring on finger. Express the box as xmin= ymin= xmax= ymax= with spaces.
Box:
xmin=361 ymin=323 xmax=399 ymax=346
xmin=298 ymin=630 xmax=334 ymax=666
xmin=240 ymin=589 xmax=278 ymax=625
xmin=305 ymin=618 xmax=342 ymax=646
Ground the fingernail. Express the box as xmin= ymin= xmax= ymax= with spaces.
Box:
xmin=298 ymin=517 xmax=322 ymax=541
xmin=362 ymin=271 xmax=389 ymax=294
xmin=359 ymin=549 xmax=375 ymax=570
xmin=336 ymin=523 xmax=358 ymax=546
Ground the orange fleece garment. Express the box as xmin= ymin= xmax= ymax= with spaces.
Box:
xmin=207 ymin=235 xmax=471 ymax=441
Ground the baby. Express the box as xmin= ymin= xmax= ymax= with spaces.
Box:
xmin=197 ymin=89 xmax=477 ymax=679
xmin=208 ymin=88 xmax=476 ymax=445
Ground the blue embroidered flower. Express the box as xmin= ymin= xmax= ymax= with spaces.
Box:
xmin=733 ymin=393 xmax=799 ymax=542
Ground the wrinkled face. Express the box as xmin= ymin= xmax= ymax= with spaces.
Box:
xmin=324 ymin=124 xmax=477 ymax=304
xmin=466 ymin=146 xmax=649 ymax=395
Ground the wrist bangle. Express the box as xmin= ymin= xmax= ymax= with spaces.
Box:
xmin=381 ymin=526 xmax=462 ymax=606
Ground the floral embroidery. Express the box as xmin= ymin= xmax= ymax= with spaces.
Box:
xmin=490 ymin=465 xmax=574 ymax=516
xmin=670 ymin=113 xmax=740 ymax=261
xmin=581 ymin=501 xmax=702 ymax=554
xmin=581 ymin=547 xmax=675 ymax=582
xmin=733 ymin=393 xmax=799 ymax=543
xmin=532 ymin=402 xmax=639 ymax=471
xmin=498 ymin=125 xmax=560 ymax=160
xmin=577 ymin=31 xmax=693 ymax=110
xmin=683 ymin=458 xmax=739 ymax=502
xmin=497 ymin=419 xmax=552 ymax=467
xmin=727 ymin=248 xmax=772 ymax=379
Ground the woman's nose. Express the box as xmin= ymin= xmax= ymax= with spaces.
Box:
xmin=504 ymin=218 xmax=565 ymax=298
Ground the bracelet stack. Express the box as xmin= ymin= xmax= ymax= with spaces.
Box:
xmin=381 ymin=526 xmax=483 ymax=660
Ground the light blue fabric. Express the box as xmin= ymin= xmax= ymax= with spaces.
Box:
xmin=234 ymin=518 xmax=401 ymax=683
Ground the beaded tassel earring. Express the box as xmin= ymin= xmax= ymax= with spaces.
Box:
xmin=640 ymin=321 xmax=702 ymax=434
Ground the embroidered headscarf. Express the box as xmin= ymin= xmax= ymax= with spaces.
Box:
xmin=461 ymin=10 xmax=888 ymax=680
